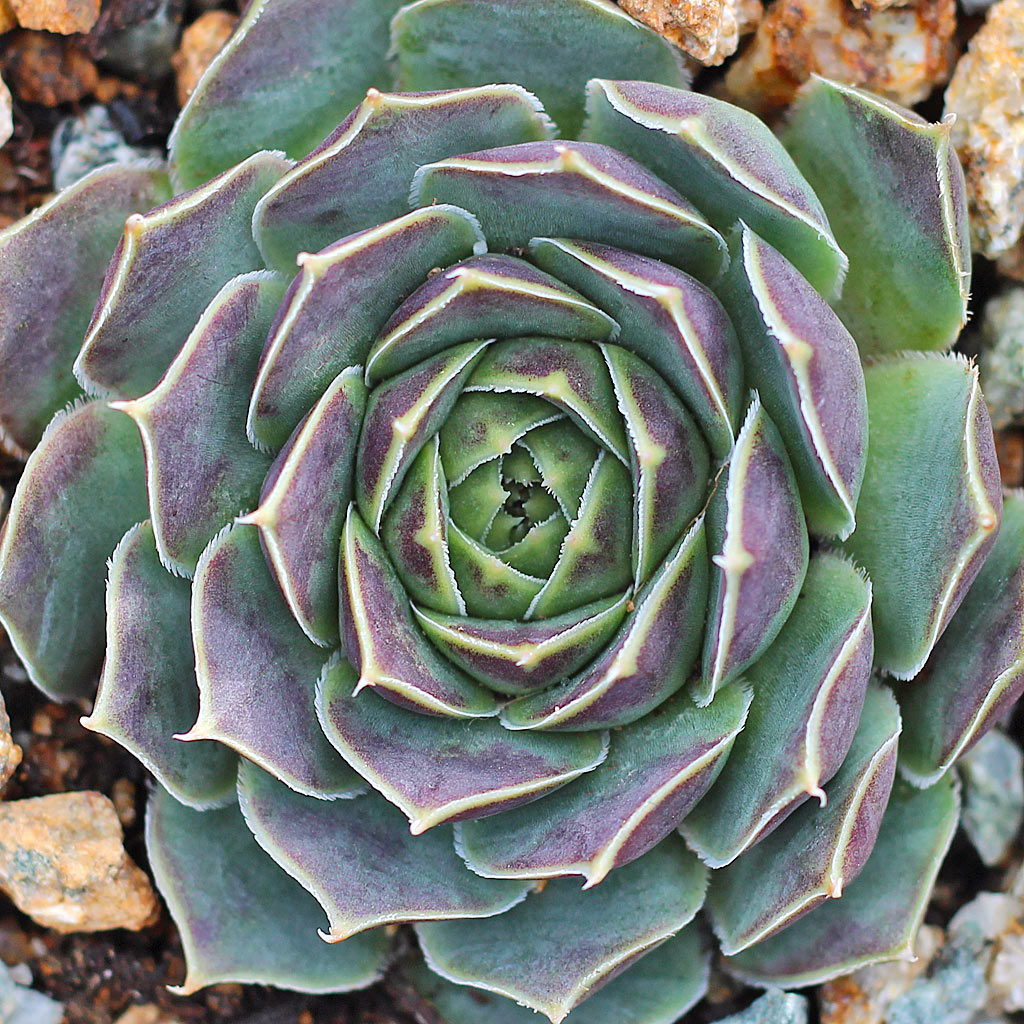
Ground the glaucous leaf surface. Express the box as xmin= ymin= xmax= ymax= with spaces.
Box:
xmin=0 ymin=165 xmax=171 ymax=454
xmin=417 ymin=835 xmax=706 ymax=1023
xmin=147 ymin=786 xmax=389 ymax=994
xmin=783 ymin=78 xmax=970 ymax=356
xmin=170 ymin=0 xmax=406 ymax=189
xmin=391 ymin=0 xmax=689 ymax=138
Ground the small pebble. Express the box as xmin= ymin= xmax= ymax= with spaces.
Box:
xmin=99 ymin=0 xmax=183 ymax=79
xmin=0 ymin=691 xmax=21 ymax=792
xmin=171 ymin=8 xmax=236 ymax=106
xmin=0 ymin=71 xmax=11 ymax=149
xmin=977 ymin=287 xmax=1024 ymax=431
xmin=944 ymin=0 xmax=1024 ymax=260
xmin=724 ymin=0 xmax=957 ymax=114
xmin=618 ymin=0 xmax=762 ymax=65
xmin=0 ymin=959 xmax=64 ymax=1024
xmin=958 ymin=729 xmax=1024 ymax=867
xmin=0 ymin=790 xmax=159 ymax=933
xmin=8 ymin=0 xmax=99 ymax=34
xmin=2 ymin=29 xmax=99 ymax=106
xmin=115 ymin=1004 xmax=184 ymax=1024
xmin=717 ymin=988 xmax=808 ymax=1023
xmin=0 ymin=1 xmax=16 ymax=34
xmin=820 ymin=925 xmax=943 ymax=1024
xmin=51 ymin=104 xmax=162 ymax=191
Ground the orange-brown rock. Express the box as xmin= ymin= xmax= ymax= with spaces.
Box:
xmin=8 ymin=0 xmax=99 ymax=34
xmin=944 ymin=0 xmax=1024 ymax=260
xmin=0 ymin=0 xmax=16 ymax=34
xmin=2 ymin=30 xmax=98 ymax=106
xmin=0 ymin=791 xmax=159 ymax=932
xmin=171 ymin=8 xmax=237 ymax=106
xmin=724 ymin=0 xmax=957 ymax=114
xmin=0 ymin=692 xmax=21 ymax=790
xmin=618 ymin=0 xmax=761 ymax=64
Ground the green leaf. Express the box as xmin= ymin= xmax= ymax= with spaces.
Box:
xmin=706 ymin=685 xmax=899 ymax=954
xmin=839 ymin=355 xmax=1001 ymax=678
xmin=724 ymin=776 xmax=959 ymax=986
xmin=406 ymin=924 xmax=708 ymax=1024
xmin=237 ymin=759 xmax=529 ymax=940
xmin=899 ymin=490 xmax=1024 ymax=783
xmin=316 ymin=655 xmax=607 ymax=832
xmin=782 ymin=78 xmax=970 ymax=355
xmin=391 ymin=0 xmax=689 ymax=138
xmin=114 ymin=272 xmax=286 ymax=575
xmin=170 ymin=0 xmax=406 ymax=190
xmin=186 ymin=524 xmax=363 ymax=798
xmin=581 ymin=79 xmax=846 ymax=297
xmin=82 ymin=522 xmax=237 ymax=809
xmin=0 ymin=164 xmax=171 ymax=454
xmin=0 ymin=401 xmax=147 ymax=699
xmin=75 ymin=152 xmax=290 ymax=401
xmin=416 ymin=835 xmax=707 ymax=1024
xmin=683 ymin=553 xmax=873 ymax=867
xmin=146 ymin=785 xmax=389 ymax=994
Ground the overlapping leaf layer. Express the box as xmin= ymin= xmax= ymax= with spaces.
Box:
xmin=0 ymin=2 xmax=1020 ymax=1023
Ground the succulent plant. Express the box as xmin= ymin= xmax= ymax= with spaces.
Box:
xmin=1 ymin=2 xmax=1023 ymax=1022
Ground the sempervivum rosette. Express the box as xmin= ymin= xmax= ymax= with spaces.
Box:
xmin=1 ymin=2 xmax=1023 ymax=1022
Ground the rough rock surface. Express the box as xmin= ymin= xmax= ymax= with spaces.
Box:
xmin=171 ymin=8 xmax=236 ymax=106
xmin=1 ymin=29 xmax=99 ymax=105
xmin=958 ymin=729 xmax=1024 ymax=866
xmin=8 ymin=0 xmax=99 ymax=33
xmin=725 ymin=0 xmax=957 ymax=114
xmin=978 ymin=287 xmax=1024 ymax=431
xmin=819 ymin=925 xmax=944 ymax=1024
xmin=0 ymin=790 xmax=159 ymax=933
xmin=0 ymin=0 xmax=15 ymax=34
xmin=0 ymin=691 xmax=19 ymax=791
xmin=944 ymin=0 xmax=1024 ymax=260
xmin=618 ymin=0 xmax=761 ymax=64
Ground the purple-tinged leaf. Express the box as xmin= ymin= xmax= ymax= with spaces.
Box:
xmin=169 ymin=0 xmax=406 ymax=190
xmin=581 ymin=79 xmax=846 ymax=298
xmin=721 ymin=225 xmax=867 ymax=540
xmin=340 ymin=507 xmax=498 ymax=718
xmin=529 ymin=238 xmax=742 ymax=458
xmin=0 ymin=164 xmax=171 ymax=455
xmin=255 ymin=86 xmax=553 ymax=273
xmin=840 ymin=355 xmax=1001 ymax=679
xmin=525 ymin=452 xmax=633 ymax=621
xmin=249 ymin=206 xmax=484 ymax=452
xmin=603 ymin=344 xmax=709 ymax=586
xmin=381 ymin=436 xmax=464 ymax=616
xmin=416 ymin=835 xmax=706 ymax=1024
xmin=413 ymin=141 xmax=726 ymax=279
xmin=503 ymin=515 xmax=708 ymax=731
xmin=316 ymin=656 xmax=607 ymax=832
xmin=0 ymin=401 xmax=147 ymax=699
xmin=724 ymin=777 xmax=959 ymax=986
xmin=700 ymin=396 xmax=808 ymax=701
xmin=683 ymin=554 xmax=872 ymax=868
xmin=113 ymin=272 xmax=286 ymax=576
xmin=391 ymin=0 xmax=689 ymax=139
xmin=413 ymin=592 xmax=630 ymax=696
xmin=899 ymin=491 xmax=1024 ymax=784
xmin=184 ymin=524 xmax=362 ymax=798
xmin=146 ymin=786 xmax=388 ymax=995
xmin=238 ymin=367 xmax=366 ymax=647
xmin=366 ymin=254 xmax=617 ymax=384
xmin=237 ymin=760 xmax=529 ymax=940
xmin=355 ymin=341 xmax=486 ymax=534
xmin=74 ymin=152 xmax=291 ymax=401
xmin=461 ymin=684 xmax=749 ymax=885
xmin=783 ymin=78 xmax=970 ymax=355
xmin=707 ymin=685 xmax=899 ymax=954
xmin=407 ymin=921 xmax=708 ymax=1024
xmin=82 ymin=522 xmax=236 ymax=809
